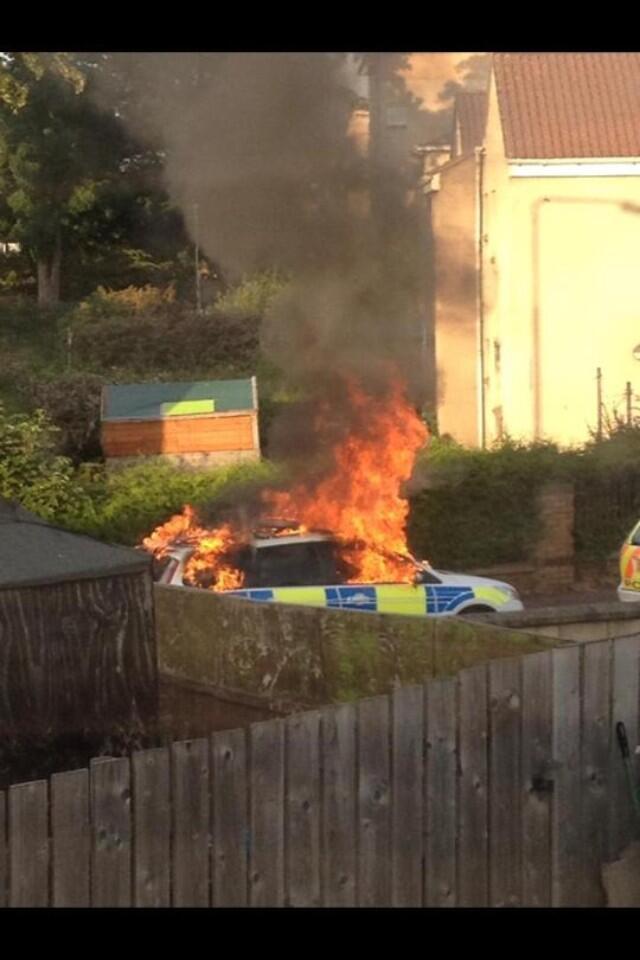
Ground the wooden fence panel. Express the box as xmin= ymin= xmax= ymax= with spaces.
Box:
xmin=582 ymin=641 xmax=611 ymax=907
xmin=425 ymin=678 xmax=457 ymax=907
xmin=171 ymin=738 xmax=210 ymax=907
xmin=551 ymin=645 xmax=582 ymax=907
xmin=133 ymin=749 xmax=170 ymax=907
xmin=357 ymin=696 xmax=391 ymax=907
xmin=4 ymin=633 xmax=640 ymax=911
xmin=211 ymin=727 xmax=248 ymax=907
xmin=521 ymin=650 xmax=552 ymax=907
xmin=9 ymin=780 xmax=49 ymax=907
xmin=489 ymin=657 xmax=522 ymax=907
xmin=0 ymin=793 xmax=6 ymax=908
xmin=285 ymin=712 xmax=321 ymax=907
xmin=458 ymin=665 xmax=489 ymax=906
xmin=51 ymin=769 xmax=90 ymax=907
xmin=90 ymin=758 xmax=132 ymax=907
xmin=391 ymin=685 xmax=424 ymax=907
xmin=608 ymin=635 xmax=640 ymax=861
xmin=321 ymin=702 xmax=357 ymax=906
xmin=250 ymin=719 xmax=285 ymax=907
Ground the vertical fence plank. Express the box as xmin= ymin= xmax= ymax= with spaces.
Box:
xmin=521 ymin=650 xmax=552 ymax=907
xmin=285 ymin=712 xmax=321 ymax=907
xmin=425 ymin=678 xmax=457 ymax=907
xmin=551 ymin=645 xmax=582 ymax=907
xmin=250 ymin=719 xmax=285 ymax=906
xmin=609 ymin=635 xmax=640 ymax=861
xmin=211 ymin=728 xmax=248 ymax=907
xmin=171 ymin=738 xmax=210 ymax=907
xmin=582 ymin=641 xmax=611 ymax=906
xmin=358 ymin=696 xmax=391 ymax=906
xmin=489 ymin=657 xmax=522 ymax=907
xmin=391 ymin=685 xmax=424 ymax=907
xmin=9 ymin=780 xmax=49 ymax=907
xmin=458 ymin=665 xmax=489 ymax=906
xmin=0 ymin=793 xmax=6 ymax=908
xmin=91 ymin=758 xmax=132 ymax=907
xmin=52 ymin=769 xmax=89 ymax=907
xmin=321 ymin=702 xmax=357 ymax=906
xmin=133 ymin=748 xmax=170 ymax=907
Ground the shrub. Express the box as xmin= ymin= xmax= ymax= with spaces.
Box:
xmin=64 ymin=458 xmax=285 ymax=546
xmin=71 ymin=283 xmax=178 ymax=322
xmin=407 ymin=437 xmax=574 ymax=568
xmin=572 ymin=426 xmax=640 ymax=564
xmin=0 ymin=404 xmax=92 ymax=521
xmin=69 ymin=306 xmax=260 ymax=380
xmin=215 ymin=269 xmax=288 ymax=318
xmin=27 ymin=372 xmax=105 ymax=463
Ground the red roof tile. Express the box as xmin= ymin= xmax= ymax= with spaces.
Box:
xmin=453 ymin=91 xmax=488 ymax=155
xmin=493 ymin=53 xmax=640 ymax=158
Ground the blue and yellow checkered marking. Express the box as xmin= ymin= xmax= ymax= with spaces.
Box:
xmin=228 ymin=583 xmax=504 ymax=615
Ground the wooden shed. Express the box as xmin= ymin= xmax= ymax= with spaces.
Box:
xmin=101 ymin=377 xmax=260 ymax=468
xmin=0 ymin=500 xmax=157 ymax=739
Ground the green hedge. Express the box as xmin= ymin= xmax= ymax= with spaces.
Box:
xmin=7 ymin=397 xmax=640 ymax=571
xmin=407 ymin=439 xmax=573 ymax=568
xmin=408 ymin=432 xmax=640 ymax=569
xmin=61 ymin=459 xmax=285 ymax=546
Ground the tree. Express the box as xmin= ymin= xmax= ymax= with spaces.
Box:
xmin=0 ymin=53 xmax=187 ymax=305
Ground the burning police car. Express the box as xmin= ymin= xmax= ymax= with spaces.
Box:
xmin=152 ymin=520 xmax=523 ymax=617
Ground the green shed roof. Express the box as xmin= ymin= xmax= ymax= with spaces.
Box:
xmin=102 ymin=378 xmax=257 ymax=422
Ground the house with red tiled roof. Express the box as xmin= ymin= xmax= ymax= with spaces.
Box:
xmin=429 ymin=52 xmax=640 ymax=447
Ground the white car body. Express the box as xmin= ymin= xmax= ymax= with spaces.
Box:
xmin=154 ymin=541 xmax=524 ymax=617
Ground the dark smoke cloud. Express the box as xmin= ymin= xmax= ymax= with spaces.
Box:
xmin=97 ymin=53 xmax=430 ymax=457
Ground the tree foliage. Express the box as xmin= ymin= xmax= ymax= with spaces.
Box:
xmin=0 ymin=53 xmax=189 ymax=304
xmin=0 ymin=403 xmax=87 ymax=518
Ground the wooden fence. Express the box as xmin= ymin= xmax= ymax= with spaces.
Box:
xmin=1 ymin=633 xmax=639 ymax=907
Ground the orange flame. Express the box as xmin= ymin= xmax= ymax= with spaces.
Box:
xmin=263 ymin=378 xmax=428 ymax=582
xmin=141 ymin=377 xmax=428 ymax=590
xmin=142 ymin=506 xmax=245 ymax=591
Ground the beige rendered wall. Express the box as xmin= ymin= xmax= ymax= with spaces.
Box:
xmin=432 ymin=154 xmax=479 ymax=444
xmin=481 ymin=77 xmax=640 ymax=447
xmin=504 ymin=176 xmax=640 ymax=446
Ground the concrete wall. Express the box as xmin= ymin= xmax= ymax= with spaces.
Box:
xmin=158 ymin=672 xmax=283 ymax=740
xmin=106 ymin=449 xmax=259 ymax=471
xmin=474 ymin=601 xmax=640 ymax=644
xmin=154 ymin=583 xmax=559 ymax=708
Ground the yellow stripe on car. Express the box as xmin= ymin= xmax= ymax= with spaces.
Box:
xmin=375 ymin=584 xmax=426 ymax=615
xmin=474 ymin=585 xmax=508 ymax=608
xmin=271 ymin=587 xmax=327 ymax=607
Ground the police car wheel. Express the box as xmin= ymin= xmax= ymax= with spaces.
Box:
xmin=458 ymin=604 xmax=494 ymax=615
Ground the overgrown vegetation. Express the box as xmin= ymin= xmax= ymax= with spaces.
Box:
xmin=5 ymin=398 xmax=640 ymax=572
xmin=409 ymin=428 xmax=640 ymax=569
xmin=407 ymin=437 xmax=577 ymax=568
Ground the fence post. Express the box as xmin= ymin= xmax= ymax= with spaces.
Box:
xmin=533 ymin=483 xmax=575 ymax=591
